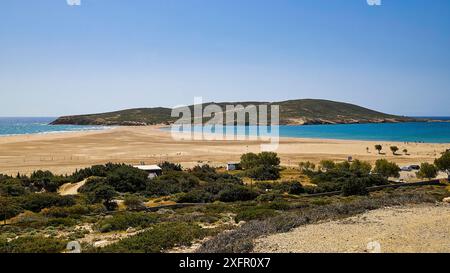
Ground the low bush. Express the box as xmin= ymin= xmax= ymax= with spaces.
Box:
xmin=273 ymin=181 xmax=304 ymax=195
xmin=0 ymin=179 xmax=28 ymax=196
xmin=341 ymin=177 xmax=369 ymax=196
xmin=0 ymin=236 xmax=66 ymax=253
xmin=96 ymin=212 xmax=160 ymax=233
xmin=256 ymin=193 xmax=278 ymax=202
xmin=0 ymin=197 xmax=24 ymax=220
xmin=218 ymin=186 xmax=259 ymax=202
xmin=42 ymin=204 xmax=105 ymax=218
xmin=46 ymin=217 xmax=78 ymax=227
xmin=158 ymin=161 xmax=183 ymax=172
xmin=123 ymin=194 xmax=146 ymax=211
xmin=246 ymin=165 xmax=280 ymax=181
xmin=373 ymin=159 xmax=401 ymax=178
xmin=17 ymin=193 xmax=76 ymax=213
xmin=189 ymin=165 xmax=243 ymax=184
xmin=177 ymin=190 xmax=214 ymax=203
xmin=99 ymin=222 xmax=208 ymax=253
xmin=145 ymin=172 xmax=200 ymax=196
xmin=235 ymin=208 xmax=277 ymax=223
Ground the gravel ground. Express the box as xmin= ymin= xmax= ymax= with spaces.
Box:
xmin=254 ymin=204 xmax=450 ymax=253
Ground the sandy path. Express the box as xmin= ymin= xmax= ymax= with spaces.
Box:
xmin=254 ymin=204 xmax=450 ymax=253
xmin=0 ymin=126 xmax=448 ymax=175
xmin=58 ymin=179 xmax=87 ymax=196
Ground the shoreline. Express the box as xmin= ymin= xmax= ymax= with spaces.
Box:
xmin=2 ymin=120 xmax=450 ymax=144
xmin=0 ymin=126 xmax=114 ymax=138
xmin=158 ymin=124 xmax=450 ymax=145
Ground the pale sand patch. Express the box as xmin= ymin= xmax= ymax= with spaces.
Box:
xmin=0 ymin=126 xmax=448 ymax=175
xmin=254 ymin=204 xmax=450 ymax=253
xmin=58 ymin=179 xmax=87 ymax=196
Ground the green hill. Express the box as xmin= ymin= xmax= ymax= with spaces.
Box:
xmin=50 ymin=99 xmax=417 ymax=126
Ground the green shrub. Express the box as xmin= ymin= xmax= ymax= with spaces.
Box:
xmin=0 ymin=236 xmax=66 ymax=253
xmin=319 ymin=160 xmax=336 ymax=171
xmin=299 ymin=161 xmax=316 ymax=175
xmin=42 ymin=204 xmax=104 ymax=218
xmin=47 ymin=217 xmax=78 ymax=227
xmin=246 ymin=165 xmax=280 ymax=181
xmin=105 ymin=165 xmax=149 ymax=193
xmin=274 ymin=181 xmax=304 ymax=195
xmin=96 ymin=212 xmax=159 ymax=233
xmin=0 ymin=179 xmax=28 ymax=196
xmin=190 ymin=165 xmax=243 ymax=184
xmin=0 ymin=197 xmax=24 ymax=220
xmin=373 ymin=159 xmax=400 ymax=178
xmin=256 ymin=193 xmax=278 ymax=202
xmin=78 ymin=177 xmax=107 ymax=193
xmin=30 ymin=170 xmax=70 ymax=193
xmin=158 ymin=161 xmax=183 ymax=172
xmin=240 ymin=152 xmax=280 ymax=170
xmin=18 ymin=193 xmax=76 ymax=213
xmin=177 ymin=190 xmax=214 ymax=203
xmin=417 ymin=163 xmax=438 ymax=180
xmin=123 ymin=194 xmax=146 ymax=211
xmin=435 ymin=151 xmax=450 ymax=173
xmin=146 ymin=172 xmax=200 ymax=196
xmin=349 ymin=160 xmax=372 ymax=175
xmin=218 ymin=186 xmax=259 ymax=202
xmin=267 ymin=201 xmax=291 ymax=210
xmin=235 ymin=208 xmax=277 ymax=223
xmin=99 ymin=222 xmax=207 ymax=253
xmin=341 ymin=177 xmax=369 ymax=196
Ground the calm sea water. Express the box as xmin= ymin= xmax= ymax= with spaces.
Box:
xmin=278 ymin=122 xmax=450 ymax=143
xmin=0 ymin=117 xmax=109 ymax=136
xmin=168 ymin=117 xmax=450 ymax=144
xmin=3 ymin=117 xmax=450 ymax=144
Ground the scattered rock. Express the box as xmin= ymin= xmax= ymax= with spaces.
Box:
xmin=126 ymin=227 xmax=136 ymax=233
xmin=93 ymin=240 xmax=109 ymax=248
xmin=157 ymin=208 xmax=175 ymax=215
xmin=443 ymin=197 xmax=450 ymax=204
xmin=254 ymin=205 xmax=450 ymax=253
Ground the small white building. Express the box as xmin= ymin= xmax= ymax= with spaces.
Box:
xmin=134 ymin=165 xmax=162 ymax=179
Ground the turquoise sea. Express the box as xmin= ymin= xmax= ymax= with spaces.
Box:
xmin=2 ymin=117 xmax=450 ymax=144
xmin=0 ymin=117 xmax=109 ymax=136
xmin=277 ymin=121 xmax=450 ymax=143
xmin=169 ymin=117 xmax=450 ymax=144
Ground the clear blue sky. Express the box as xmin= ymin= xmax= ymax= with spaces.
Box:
xmin=1 ymin=0 xmax=449 ymax=117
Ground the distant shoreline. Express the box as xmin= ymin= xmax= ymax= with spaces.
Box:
xmin=161 ymin=121 xmax=450 ymax=144
xmin=1 ymin=120 xmax=450 ymax=144
xmin=0 ymin=117 xmax=114 ymax=137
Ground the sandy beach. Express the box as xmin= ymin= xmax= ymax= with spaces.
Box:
xmin=0 ymin=126 xmax=448 ymax=175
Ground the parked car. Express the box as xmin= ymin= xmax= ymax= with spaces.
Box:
xmin=401 ymin=165 xmax=420 ymax=172
xmin=401 ymin=166 xmax=413 ymax=172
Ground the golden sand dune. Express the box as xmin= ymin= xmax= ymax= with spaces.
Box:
xmin=0 ymin=126 xmax=448 ymax=175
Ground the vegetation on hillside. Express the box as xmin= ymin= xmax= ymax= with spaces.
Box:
xmin=0 ymin=151 xmax=449 ymax=253
xmin=50 ymin=99 xmax=418 ymax=126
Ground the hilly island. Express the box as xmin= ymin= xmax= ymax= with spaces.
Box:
xmin=51 ymin=99 xmax=417 ymax=126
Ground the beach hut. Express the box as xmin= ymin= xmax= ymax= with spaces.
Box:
xmin=227 ymin=162 xmax=241 ymax=171
xmin=134 ymin=165 xmax=162 ymax=179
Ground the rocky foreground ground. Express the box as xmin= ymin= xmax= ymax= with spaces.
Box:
xmin=254 ymin=204 xmax=450 ymax=253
